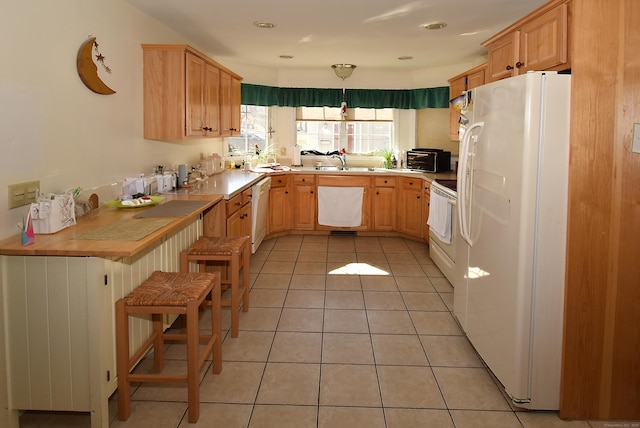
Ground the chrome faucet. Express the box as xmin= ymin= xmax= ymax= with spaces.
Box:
xmin=331 ymin=153 xmax=347 ymax=170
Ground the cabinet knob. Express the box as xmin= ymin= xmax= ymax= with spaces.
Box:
xmin=310 ymin=190 xmax=314 ymax=194
xmin=203 ymin=126 xmax=212 ymax=131
xmin=416 ymin=195 xmax=421 ymax=199
xmin=506 ymin=65 xmax=514 ymax=71
xmin=236 ymin=201 xmax=241 ymax=206
xmin=302 ymin=178 xmax=306 ymax=182
xmin=515 ymin=61 xmax=524 ymax=68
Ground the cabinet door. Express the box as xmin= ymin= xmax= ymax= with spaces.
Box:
xmin=519 ymin=4 xmax=568 ymax=73
xmin=227 ymin=204 xmax=251 ymax=238
xmin=423 ymin=181 xmax=431 ymax=242
xmin=467 ymin=67 xmax=485 ymax=90
xmin=374 ymin=187 xmax=396 ymax=231
xmin=220 ymin=71 xmax=232 ymax=137
xmin=293 ymin=188 xmax=315 ymax=230
xmin=230 ymin=76 xmax=242 ymax=136
xmin=268 ymin=186 xmax=291 ymax=234
xmin=204 ymin=63 xmax=220 ymax=136
xmin=486 ymin=32 xmax=519 ymax=82
xmin=397 ymin=178 xmax=423 ymax=238
xmin=448 ymin=76 xmax=467 ymax=141
xmin=185 ymin=52 xmax=206 ymax=137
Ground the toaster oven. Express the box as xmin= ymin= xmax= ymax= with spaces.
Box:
xmin=406 ymin=149 xmax=451 ymax=172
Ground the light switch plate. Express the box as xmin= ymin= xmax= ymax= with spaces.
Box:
xmin=7 ymin=180 xmax=39 ymax=209
xmin=632 ymin=123 xmax=640 ymax=154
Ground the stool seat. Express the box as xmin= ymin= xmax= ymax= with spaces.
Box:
xmin=116 ymin=271 xmax=222 ymax=424
xmin=123 ymin=271 xmax=213 ymax=306
xmin=181 ymin=236 xmax=250 ymax=338
xmin=185 ymin=235 xmax=247 ymax=256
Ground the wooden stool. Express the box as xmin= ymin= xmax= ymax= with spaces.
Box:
xmin=180 ymin=236 xmax=250 ymax=338
xmin=115 ymin=271 xmax=222 ymax=423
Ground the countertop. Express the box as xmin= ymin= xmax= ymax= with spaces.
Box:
xmin=0 ymin=194 xmax=223 ymax=257
xmin=164 ymin=170 xmax=265 ymax=199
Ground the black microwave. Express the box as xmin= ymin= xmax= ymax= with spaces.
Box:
xmin=406 ymin=149 xmax=451 ymax=173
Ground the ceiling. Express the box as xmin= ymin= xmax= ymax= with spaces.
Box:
xmin=124 ymin=0 xmax=548 ymax=72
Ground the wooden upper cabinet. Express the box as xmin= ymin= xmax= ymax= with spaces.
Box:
xmin=220 ymin=71 xmax=242 ymax=137
xmin=448 ymin=63 xmax=487 ymax=141
xmin=519 ymin=4 xmax=568 ymax=73
xmin=486 ymin=32 xmax=519 ymax=82
xmin=483 ymin=0 xmax=571 ymax=83
xmin=142 ymin=44 xmax=242 ymax=141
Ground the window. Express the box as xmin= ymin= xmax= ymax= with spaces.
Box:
xmin=296 ymin=107 xmax=394 ymax=154
xmin=228 ymin=105 xmax=269 ymax=154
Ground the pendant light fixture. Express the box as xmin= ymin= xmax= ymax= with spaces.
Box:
xmin=331 ymin=64 xmax=356 ymax=118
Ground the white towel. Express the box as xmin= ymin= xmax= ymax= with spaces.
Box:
xmin=427 ymin=189 xmax=452 ymax=244
xmin=317 ymin=186 xmax=364 ymax=227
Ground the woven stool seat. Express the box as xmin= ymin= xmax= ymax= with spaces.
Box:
xmin=185 ymin=236 xmax=247 ymax=256
xmin=181 ymin=235 xmax=250 ymax=337
xmin=123 ymin=271 xmax=214 ymax=306
xmin=116 ymin=270 xmax=222 ymax=423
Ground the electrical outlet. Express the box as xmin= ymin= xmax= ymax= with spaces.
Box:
xmin=7 ymin=180 xmax=39 ymax=209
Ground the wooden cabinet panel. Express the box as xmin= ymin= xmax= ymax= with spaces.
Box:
xmin=519 ymin=4 xmax=568 ymax=73
xmin=397 ymin=178 xmax=423 ymax=238
xmin=423 ymin=180 xmax=431 ymax=242
xmin=316 ymin=175 xmax=372 ymax=231
xmin=374 ymin=187 xmax=396 ymax=231
xmin=292 ymin=175 xmax=316 ymax=230
xmin=486 ymin=32 xmax=519 ymax=82
xmin=142 ymin=44 xmax=241 ymax=141
xmin=185 ymin=52 xmax=206 ymax=137
xmin=227 ymin=203 xmax=251 ymax=238
xmin=483 ymin=0 xmax=571 ymax=83
xmin=448 ymin=63 xmax=486 ymax=141
xmin=448 ymin=75 xmax=468 ymax=141
xmin=268 ymin=175 xmax=291 ymax=234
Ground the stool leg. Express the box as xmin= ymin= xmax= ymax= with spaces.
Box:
xmin=180 ymin=250 xmax=188 ymax=273
xmin=115 ymin=299 xmax=131 ymax=421
xmin=230 ymin=251 xmax=240 ymax=338
xmin=186 ymin=300 xmax=200 ymax=423
xmin=152 ymin=313 xmax=164 ymax=372
xmin=242 ymin=238 xmax=250 ymax=312
xmin=211 ymin=276 xmax=222 ymax=374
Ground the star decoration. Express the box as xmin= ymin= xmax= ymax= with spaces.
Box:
xmin=89 ymin=36 xmax=113 ymax=74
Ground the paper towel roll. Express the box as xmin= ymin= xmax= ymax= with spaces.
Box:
xmin=293 ymin=145 xmax=301 ymax=166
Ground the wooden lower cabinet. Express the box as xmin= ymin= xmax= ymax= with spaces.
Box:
xmin=373 ymin=176 xmax=396 ymax=231
xmin=397 ymin=177 xmax=423 ymax=238
xmin=316 ymin=175 xmax=372 ymax=231
xmin=226 ymin=188 xmax=252 ymax=238
xmin=268 ymin=174 xmax=291 ymax=234
xmin=423 ymin=180 xmax=431 ymax=242
xmin=292 ymin=175 xmax=316 ymax=230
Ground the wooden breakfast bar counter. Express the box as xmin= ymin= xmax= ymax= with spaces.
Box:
xmin=0 ymin=194 xmax=224 ymax=428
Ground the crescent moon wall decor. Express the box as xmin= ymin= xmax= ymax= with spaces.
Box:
xmin=76 ymin=37 xmax=116 ymax=95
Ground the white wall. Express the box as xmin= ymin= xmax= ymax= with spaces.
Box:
xmin=0 ymin=0 xmax=227 ymax=240
xmin=0 ymin=0 xmax=475 ymax=240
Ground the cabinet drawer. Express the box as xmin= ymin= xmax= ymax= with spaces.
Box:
xmin=293 ymin=174 xmax=316 ymax=185
xmin=242 ymin=187 xmax=252 ymax=206
xmin=374 ymin=176 xmax=396 ymax=187
xmin=401 ymin=177 xmax=421 ymax=190
xmin=226 ymin=193 xmax=243 ymax=216
xmin=271 ymin=174 xmax=289 ymax=188
xmin=317 ymin=175 xmax=371 ymax=188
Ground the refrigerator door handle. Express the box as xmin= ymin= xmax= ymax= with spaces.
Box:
xmin=457 ymin=121 xmax=484 ymax=246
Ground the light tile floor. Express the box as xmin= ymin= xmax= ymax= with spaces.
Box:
xmin=19 ymin=235 xmax=638 ymax=427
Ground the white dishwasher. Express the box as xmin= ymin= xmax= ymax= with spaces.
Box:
xmin=251 ymin=176 xmax=271 ymax=253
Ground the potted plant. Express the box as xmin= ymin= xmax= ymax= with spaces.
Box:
xmin=378 ymin=148 xmax=395 ymax=169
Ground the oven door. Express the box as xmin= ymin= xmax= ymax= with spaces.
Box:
xmin=429 ymin=187 xmax=457 ymax=285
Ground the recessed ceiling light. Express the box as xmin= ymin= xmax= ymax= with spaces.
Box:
xmin=398 ymin=56 xmax=414 ymax=61
xmin=423 ymin=22 xmax=447 ymax=30
xmin=279 ymin=55 xmax=294 ymax=59
xmin=253 ymin=21 xmax=275 ymax=29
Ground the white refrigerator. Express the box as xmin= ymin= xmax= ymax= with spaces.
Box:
xmin=454 ymin=71 xmax=571 ymax=410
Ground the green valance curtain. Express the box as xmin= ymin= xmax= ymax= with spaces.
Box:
xmin=241 ymin=83 xmax=449 ymax=109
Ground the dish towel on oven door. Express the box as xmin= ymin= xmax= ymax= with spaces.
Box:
xmin=427 ymin=189 xmax=452 ymax=244
xmin=317 ymin=186 xmax=364 ymax=227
